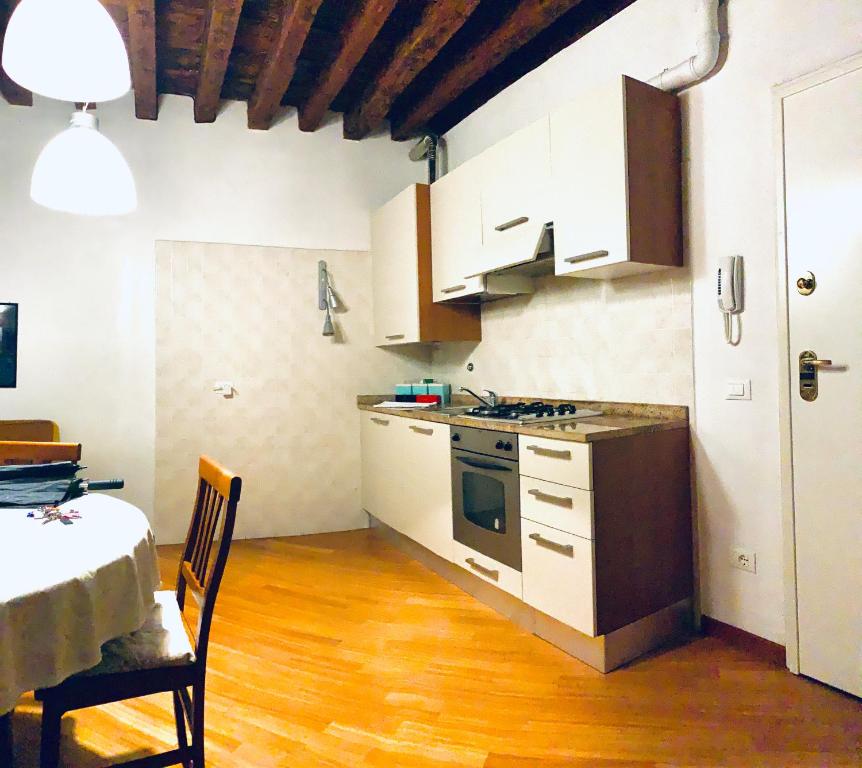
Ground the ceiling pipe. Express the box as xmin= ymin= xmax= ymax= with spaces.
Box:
xmin=649 ymin=0 xmax=721 ymax=91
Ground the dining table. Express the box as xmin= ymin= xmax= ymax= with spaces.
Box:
xmin=0 ymin=493 xmax=160 ymax=765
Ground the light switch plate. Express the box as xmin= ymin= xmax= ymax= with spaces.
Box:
xmin=725 ymin=379 xmax=751 ymax=400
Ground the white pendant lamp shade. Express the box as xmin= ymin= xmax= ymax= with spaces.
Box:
xmin=2 ymin=0 xmax=131 ymax=102
xmin=31 ymin=111 xmax=137 ymax=216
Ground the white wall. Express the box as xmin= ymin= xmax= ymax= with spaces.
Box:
xmin=438 ymin=0 xmax=862 ymax=642
xmin=0 ymin=94 xmax=423 ymax=525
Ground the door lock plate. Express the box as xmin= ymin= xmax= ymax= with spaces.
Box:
xmin=799 ymin=350 xmax=819 ymax=401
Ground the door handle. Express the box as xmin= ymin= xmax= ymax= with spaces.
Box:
xmin=385 ymin=334 xmax=405 ymax=341
xmin=525 ymin=445 xmax=572 ymax=460
xmin=441 ymin=284 xmax=466 ymax=294
xmin=528 ymin=532 xmax=574 ymax=557
xmin=527 ymin=488 xmax=573 ymax=508
xmin=563 ymin=250 xmax=609 ymax=264
xmin=465 ymin=557 xmax=499 ymax=581
xmin=494 ymin=216 xmax=529 ymax=232
xmin=409 ymin=425 xmax=434 ymax=435
xmin=799 ymin=350 xmax=834 ymax=401
xmin=455 ymin=456 xmax=513 ymax=472
xmin=370 ymin=417 xmax=389 ymax=426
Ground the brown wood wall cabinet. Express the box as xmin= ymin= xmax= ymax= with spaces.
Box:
xmin=370 ymin=184 xmax=481 ymax=347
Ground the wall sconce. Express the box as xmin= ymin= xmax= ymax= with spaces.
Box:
xmin=318 ymin=260 xmax=339 ymax=337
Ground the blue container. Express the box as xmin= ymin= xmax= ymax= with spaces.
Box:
xmin=427 ymin=382 xmax=451 ymax=405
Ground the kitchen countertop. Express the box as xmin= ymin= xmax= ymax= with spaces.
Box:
xmin=357 ymin=396 xmax=688 ymax=444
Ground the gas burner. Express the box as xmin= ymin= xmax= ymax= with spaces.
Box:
xmin=462 ymin=401 xmax=602 ymax=425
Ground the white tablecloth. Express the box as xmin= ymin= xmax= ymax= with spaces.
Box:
xmin=0 ymin=494 xmax=160 ymax=713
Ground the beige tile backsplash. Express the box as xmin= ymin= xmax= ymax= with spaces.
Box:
xmin=156 ymin=242 xmax=691 ymax=542
xmin=431 ymin=269 xmax=693 ymax=406
xmin=155 ymin=241 xmax=431 ymax=543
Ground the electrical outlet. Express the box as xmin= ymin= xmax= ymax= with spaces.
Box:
xmin=731 ymin=547 xmax=756 ymax=573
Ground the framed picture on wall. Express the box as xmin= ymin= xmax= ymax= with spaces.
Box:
xmin=0 ymin=303 xmax=18 ymax=388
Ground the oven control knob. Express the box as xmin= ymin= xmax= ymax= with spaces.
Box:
xmin=504 ymin=442 xmax=513 ymax=451
xmin=451 ymin=433 xmax=461 ymax=442
xmin=495 ymin=440 xmax=504 ymax=450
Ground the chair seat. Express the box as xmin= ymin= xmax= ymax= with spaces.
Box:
xmin=80 ymin=591 xmax=196 ymax=676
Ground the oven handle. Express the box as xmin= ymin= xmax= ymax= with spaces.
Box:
xmin=455 ymin=456 xmax=514 ymax=473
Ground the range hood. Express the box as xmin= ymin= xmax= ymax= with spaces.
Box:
xmin=465 ymin=222 xmax=554 ymax=301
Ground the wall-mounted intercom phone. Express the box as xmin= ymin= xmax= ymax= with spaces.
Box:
xmin=717 ymin=255 xmax=744 ymax=345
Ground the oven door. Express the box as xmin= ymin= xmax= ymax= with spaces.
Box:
xmin=452 ymin=449 xmax=521 ymax=571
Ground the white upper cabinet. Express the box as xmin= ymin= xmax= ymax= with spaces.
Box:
xmin=372 ymin=185 xmax=421 ymax=345
xmin=478 ymin=116 xmax=552 ymax=274
xmin=371 ymin=184 xmax=480 ymax=345
xmin=551 ymin=76 xmax=682 ymax=279
xmin=430 ymin=163 xmax=485 ymax=303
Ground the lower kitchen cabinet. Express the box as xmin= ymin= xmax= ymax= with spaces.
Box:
xmin=452 ymin=540 xmax=523 ymax=599
xmin=360 ymin=412 xmax=452 ymax=562
xmin=521 ymin=518 xmax=595 ymax=636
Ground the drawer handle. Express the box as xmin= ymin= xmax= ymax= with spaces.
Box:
xmin=527 ymin=488 xmax=573 ymax=508
xmin=370 ymin=417 xmax=390 ymax=426
xmin=385 ymin=334 xmax=405 ymax=340
xmin=409 ymin=425 xmax=434 ymax=435
xmin=441 ymin=284 xmax=466 ymax=294
xmin=529 ymin=533 xmax=574 ymax=557
xmin=563 ymin=250 xmax=609 ymax=264
xmin=465 ymin=557 xmax=499 ymax=581
xmin=495 ymin=216 xmax=529 ymax=232
xmin=526 ymin=445 xmax=572 ymax=460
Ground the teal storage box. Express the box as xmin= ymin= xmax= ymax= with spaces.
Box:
xmin=427 ymin=383 xmax=451 ymax=405
xmin=411 ymin=383 xmax=429 ymax=395
xmin=395 ymin=384 xmax=414 ymax=397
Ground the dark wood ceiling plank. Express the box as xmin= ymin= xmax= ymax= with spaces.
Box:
xmin=195 ymin=0 xmax=245 ymax=122
xmin=391 ymin=0 xmax=580 ymax=140
xmin=127 ymin=0 xmax=158 ymax=120
xmin=342 ymin=0 xmax=480 ymax=141
xmin=247 ymin=0 xmax=325 ymax=130
xmin=298 ymin=0 xmax=398 ymax=133
xmin=0 ymin=0 xmax=32 ymax=106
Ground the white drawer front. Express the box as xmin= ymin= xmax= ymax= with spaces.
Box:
xmin=521 ymin=519 xmax=596 ymax=636
xmin=519 ymin=436 xmax=592 ymax=489
xmin=520 ymin=477 xmax=594 ymax=539
xmin=453 ymin=541 xmax=522 ymax=599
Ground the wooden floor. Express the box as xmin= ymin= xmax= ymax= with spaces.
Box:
xmin=11 ymin=529 xmax=862 ymax=767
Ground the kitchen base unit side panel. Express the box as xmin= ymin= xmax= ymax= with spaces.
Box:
xmin=371 ymin=516 xmax=693 ymax=672
xmin=592 ymin=427 xmax=693 ymax=635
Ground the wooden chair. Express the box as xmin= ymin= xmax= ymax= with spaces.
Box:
xmin=36 ymin=455 xmax=242 ymax=768
xmin=0 ymin=440 xmax=81 ymax=465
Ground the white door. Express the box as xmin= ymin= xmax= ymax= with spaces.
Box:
xmin=784 ymin=63 xmax=862 ymax=697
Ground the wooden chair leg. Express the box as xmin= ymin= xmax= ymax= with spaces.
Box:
xmin=39 ymin=700 xmax=63 ymax=768
xmin=173 ymin=690 xmax=191 ymax=768
xmin=0 ymin=711 xmax=13 ymax=767
xmin=191 ymin=683 xmax=205 ymax=768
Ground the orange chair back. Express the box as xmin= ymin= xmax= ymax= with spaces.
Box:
xmin=176 ymin=455 xmax=241 ymax=664
xmin=0 ymin=440 xmax=81 ymax=465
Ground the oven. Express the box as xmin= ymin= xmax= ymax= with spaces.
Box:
xmin=451 ymin=425 xmax=521 ymax=571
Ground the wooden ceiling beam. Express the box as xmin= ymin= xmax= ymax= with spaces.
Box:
xmin=342 ymin=0 xmax=481 ymax=141
xmin=127 ymin=0 xmax=158 ymax=120
xmin=297 ymin=0 xmax=398 ymax=133
xmin=391 ymin=0 xmax=580 ymax=140
xmin=0 ymin=0 xmax=32 ymax=106
xmin=195 ymin=0 xmax=245 ymax=123
xmin=247 ymin=0 xmax=324 ymax=130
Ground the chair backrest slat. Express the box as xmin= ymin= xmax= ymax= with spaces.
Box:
xmin=176 ymin=455 xmax=241 ymax=665
xmin=0 ymin=441 xmax=81 ymax=465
